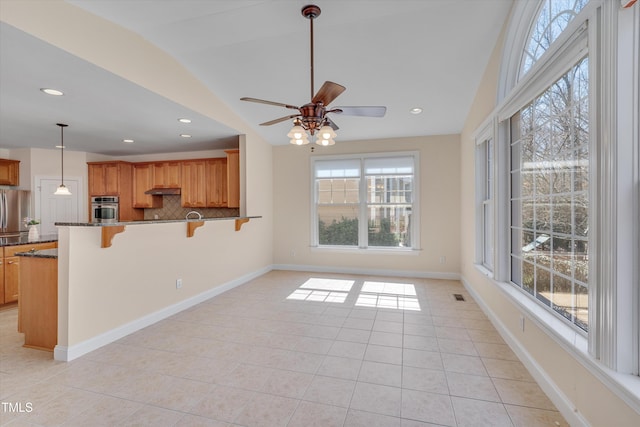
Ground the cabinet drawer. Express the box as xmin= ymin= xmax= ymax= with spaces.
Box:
xmin=4 ymin=242 xmax=57 ymax=257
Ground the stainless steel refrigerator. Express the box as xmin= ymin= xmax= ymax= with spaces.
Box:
xmin=0 ymin=189 xmax=31 ymax=236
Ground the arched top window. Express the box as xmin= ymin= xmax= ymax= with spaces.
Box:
xmin=520 ymin=0 xmax=589 ymax=78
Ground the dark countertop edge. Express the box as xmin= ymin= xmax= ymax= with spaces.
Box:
xmin=55 ymin=215 xmax=262 ymax=227
xmin=15 ymin=248 xmax=58 ymax=259
xmin=0 ymin=235 xmax=59 ymax=247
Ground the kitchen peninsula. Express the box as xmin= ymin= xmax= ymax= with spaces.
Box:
xmin=53 ymin=214 xmax=264 ymax=362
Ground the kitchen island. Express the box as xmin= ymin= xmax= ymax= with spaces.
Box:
xmin=16 ymin=248 xmax=57 ymax=351
xmin=53 ymin=215 xmax=265 ymax=361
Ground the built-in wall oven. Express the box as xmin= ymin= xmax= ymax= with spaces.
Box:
xmin=91 ymin=196 xmax=119 ymax=223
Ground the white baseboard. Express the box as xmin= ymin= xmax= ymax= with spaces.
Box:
xmin=272 ymin=263 xmax=461 ymax=281
xmin=54 ymin=265 xmax=272 ymax=362
xmin=461 ymin=275 xmax=590 ymax=427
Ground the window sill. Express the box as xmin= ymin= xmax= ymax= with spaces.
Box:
xmin=472 ymin=264 xmax=640 ymax=413
xmin=310 ymin=246 xmax=421 ymax=255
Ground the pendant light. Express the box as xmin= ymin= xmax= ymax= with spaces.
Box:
xmin=54 ymin=123 xmax=71 ymax=196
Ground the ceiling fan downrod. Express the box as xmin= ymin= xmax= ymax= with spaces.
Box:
xmin=302 ymin=5 xmax=321 ymax=101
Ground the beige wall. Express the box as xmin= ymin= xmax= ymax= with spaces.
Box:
xmin=459 ymin=12 xmax=640 ymax=427
xmin=273 ymin=135 xmax=461 ymax=277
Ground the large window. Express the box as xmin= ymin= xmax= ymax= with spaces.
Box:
xmin=476 ymin=129 xmax=495 ymax=272
xmin=313 ymin=153 xmax=418 ymax=250
xmin=510 ymin=57 xmax=589 ymax=331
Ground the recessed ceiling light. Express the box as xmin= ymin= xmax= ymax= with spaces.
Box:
xmin=180 ymin=134 xmax=192 ymax=138
xmin=122 ymin=139 xmax=134 ymax=144
xmin=178 ymin=118 xmax=192 ymax=123
xmin=410 ymin=107 xmax=423 ymax=114
xmin=40 ymin=88 xmax=64 ymax=96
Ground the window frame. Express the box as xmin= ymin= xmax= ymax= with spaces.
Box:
xmin=475 ymin=120 xmax=496 ymax=273
xmin=310 ymin=151 xmax=420 ymax=252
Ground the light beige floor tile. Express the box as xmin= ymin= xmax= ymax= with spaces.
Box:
xmin=344 ymin=409 xmax=401 ymax=427
xmin=342 ymin=317 xmax=375 ymax=330
xmin=373 ymin=319 xmax=404 ymax=333
xmin=492 ymin=378 xmax=557 ymax=410
xmin=403 ymin=334 xmax=439 ymax=351
xmin=401 ymin=388 xmax=456 ymax=426
xmin=451 ymin=396 xmax=513 ymax=427
xmin=358 ymin=360 xmax=402 ymax=387
xmin=365 ymin=344 xmax=403 ymax=365
xmin=295 ymin=336 xmax=334 ymax=354
xmin=435 ymin=326 xmax=471 ymax=341
xmin=327 ymin=340 xmax=367 ymax=359
xmin=505 ymin=404 xmax=569 ymax=427
xmin=20 ymin=388 xmax=102 ymax=426
xmin=400 ymin=419 xmax=442 ymax=427
xmin=473 ymin=342 xmax=519 ymax=361
xmin=442 ymin=353 xmax=488 ymax=376
xmin=234 ymin=392 xmax=298 ymax=427
xmin=369 ymin=331 xmax=403 ymax=347
xmin=467 ymin=328 xmax=506 ymax=344
xmin=437 ymin=338 xmax=478 ymax=356
xmin=402 ymin=349 xmax=443 ymax=370
xmin=376 ymin=311 xmax=404 ymax=323
xmin=218 ymin=363 xmax=274 ymax=391
xmin=336 ymin=327 xmax=371 ymax=343
xmin=175 ymin=414 xmax=230 ymax=427
xmin=120 ymin=405 xmax=185 ymax=427
xmin=261 ymin=369 xmax=314 ymax=398
xmin=403 ymin=323 xmax=436 ymax=337
xmin=482 ymin=358 xmax=535 ymax=382
xmin=403 ymin=313 xmax=433 ymax=326
xmin=60 ymin=395 xmax=142 ymax=427
xmin=350 ymin=382 xmax=402 ymax=417
xmin=402 ymin=366 xmax=448 ymax=394
xmin=446 ymin=371 xmax=501 ymax=402
xmin=189 ymin=385 xmax=255 ymax=423
xmin=302 ymin=375 xmax=356 ymax=407
xmin=287 ymin=400 xmax=347 ymax=427
xmin=317 ymin=356 xmax=362 ymax=380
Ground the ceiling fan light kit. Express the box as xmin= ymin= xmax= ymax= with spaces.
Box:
xmin=241 ymin=4 xmax=386 ymax=147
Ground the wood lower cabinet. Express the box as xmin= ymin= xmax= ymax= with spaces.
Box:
xmin=2 ymin=242 xmax=57 ymax=305
xmin=19 ymin=256 xmax=57 ymax=351
xmin=0 ymin=159 xmax=20 ymax=186
xmin=0 ymin=260 xmax=5 ymax=304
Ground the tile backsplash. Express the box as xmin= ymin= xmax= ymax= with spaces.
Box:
xmin=143 ymin=195 xmax=239 ymax=220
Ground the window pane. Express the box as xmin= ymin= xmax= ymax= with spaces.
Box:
xmin=318 ymin=206 xmax=358 ymax=246
xmin=368 ymin=205 xmax=412 ymax=247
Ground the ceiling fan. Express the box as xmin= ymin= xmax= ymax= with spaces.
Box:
xmin=240 ymin=4 xmax=386 ymax=145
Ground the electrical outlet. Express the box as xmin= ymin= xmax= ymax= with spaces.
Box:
xmin=519 ymin=315 xmax=525 ymax=332
xmin=439 ymin=256 xmax=446 ymax=264
xmin=176 ymin=278 xmax=183 ymax=289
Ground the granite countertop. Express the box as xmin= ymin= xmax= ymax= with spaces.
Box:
xmin=15 ymin=248 xmax=58 ymax=259
xmin=0 ymin=234 xmax=58 ymax=247
xmin=56 ymin=215 xmax=261 ymax=227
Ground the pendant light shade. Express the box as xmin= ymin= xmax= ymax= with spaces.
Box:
xmin=54 ymin=123 xmax=71 ymax=196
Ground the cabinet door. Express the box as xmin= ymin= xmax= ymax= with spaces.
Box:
xmin=205 ymin=159 xmax=228 ymax=207
xmin=181 ymin=161 xmax=207 ymax=207
xmin=225 ymin=150 xmax=240 ymax=208
xmin=0 ymin=159 xmax=20 ymax=186
xmin=152 ymin=162 xmax=182 ymax=188
xmin=103 ymin=163 xmax=120 ymax=195
xmin=88 ymin=164 xmax=106 ymax=196
xmin=4 ymin=256 xmax=19 ymax=303
xmin=0 ymin=260 xmax=5 ymax=305
xmin=133 ymin=164 xmax=159 ymax=208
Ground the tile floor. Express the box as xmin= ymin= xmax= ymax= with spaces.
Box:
xmin=0 ymin=270 xmax=569 ymax=426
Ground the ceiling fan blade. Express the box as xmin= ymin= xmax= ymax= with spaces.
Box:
xmin=332 ymin=106 xmax=387 ymax=117
xmin=259 ymin=114 xmax=301 ymax=126
xmin=240 ymin=97 xmax=299 ymax=110
xmin=312 ymin=81 xmax=346 ymax=106
xmin=325 ymin=117 xmax=339 ymax=131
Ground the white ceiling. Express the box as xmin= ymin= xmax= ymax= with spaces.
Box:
xmin=0 ymin=0 xmax=512 ymax=156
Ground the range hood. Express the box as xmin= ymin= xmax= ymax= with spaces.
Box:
xmin=144 ymin=187 xmax=181 ymax=195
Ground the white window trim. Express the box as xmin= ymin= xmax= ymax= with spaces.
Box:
xmin=310 ymin=151 xmax=420 ymax=252
xmin=474 ymin=118 xmax=496 ymax=274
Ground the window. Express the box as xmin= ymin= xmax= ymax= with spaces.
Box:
xmin=476 ymin=127 xmax=495 ymax=272
xmin=521 ymin=0 xmax=589 ymax=77
xmin=312 ymin=153 xmax=418 ymax=250
xmin=510 ymin=57 xmax=589 ymax=331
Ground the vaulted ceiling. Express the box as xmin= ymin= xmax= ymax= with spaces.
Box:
xmin=0 ymin=0 xmax=512 ymax=155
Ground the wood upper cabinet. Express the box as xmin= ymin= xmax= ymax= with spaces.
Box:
xmin=88 ymin=162 xmax=120 ymax=196
xmin=181 ymin=160 xmax=207 ymax=207
xmin=152 ymin=162 xmax=181 ymax=188
xmin=225 ymin=150 xmax=240 ymax=208
xmin=205 ymin=158 xmax=227 ymax=207
xmin=0 ymin=159 xmax=20 ymax=186
xmin=133 ymin=163 xmax=161 ymax=208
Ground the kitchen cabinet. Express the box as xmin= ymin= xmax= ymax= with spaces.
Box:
xmin=205 ymin=158 xmax=227 ymax=207
xmin=2 ymin=242 xmax=57 ymax=304
xmin=133 ymin=164 xmax=161 ymax=208
xmin=19 ymin=255 xmax=57 ymax=351
xmin=181 ymin=160 xmax=207 ymax=207
xmin=87 ymin=161 xmax=142 ymax=221
xmin=152 ymin=161 xmax=182 ymax=188
xmin=225 ymin=149 xmax=240 ymax=208
xmin=0 ymin=260 xmax=3 ymax=304
xmin=0 ymin=159 xmax=20 ymax=186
